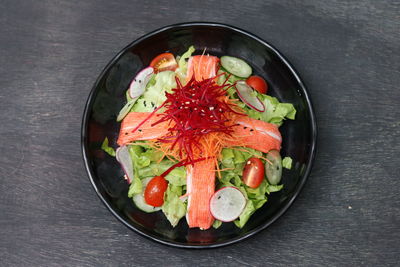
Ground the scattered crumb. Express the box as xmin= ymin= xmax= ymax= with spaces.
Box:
xmin=348 ymin=206 xmax=352 ymax=210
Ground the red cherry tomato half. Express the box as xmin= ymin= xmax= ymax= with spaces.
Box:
xmin=242 ymin=157 xmax=265 ymax=188
xmin=246 ymin=75 xmax=268 ymax=94
xmin=149 ymin=53 xmax=178 ymax=73
xmin=144 ymin=176 xmax=168 ymax=207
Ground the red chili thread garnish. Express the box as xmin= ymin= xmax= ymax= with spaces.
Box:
xmin=150 ymin=75 xmax=242 ymax=163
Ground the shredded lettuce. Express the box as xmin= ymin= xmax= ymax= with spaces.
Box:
xmin=282 ymin=157 xmax=293 ymax=169
xmin=212 ymin=220 xmax=223 ymax=229
xmin=245 ymin=180 xmax=268 ymax=200
xmin=266 ymin=184 xmax=284 ymax=194
xmin=175 ymin=46 xmax=195 ymax=80
xmin=234 ymin=181 xmax=284 ymax=228
xmin=234 ymin=200 xmax=255 ymax=228
xmin=128 ymin=178 xmax=142 ymax=197
xmin=244 ymin=94 xmax=296 ymax=126
xmin=137 ymin=161 xmax=186 ymax=186
xmin=140 ymin=147 xmax=163 ymax=162
xmin=221 ymin=147 xmax=235 ymax=160
xmin=162 ymin=184 xmax=186 ymax=227
xmin=126 ymin=145 xmax=152 ymax=196
xmin=131 ymin=71 xmax=176 ymax=112
xmin=128 ymin=145 xmax=151 ymax=170
xmin=127 ymin=144 xmax=186 ymax=186
xmin=101 ymin=137 xmax=116 ymax=157
xmin=220 ymin=148 xmax=262 ymax=174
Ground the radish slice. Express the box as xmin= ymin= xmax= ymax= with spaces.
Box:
xmin=210 ymin=187 xmax=247 ymax=222
xmin=235 ymin=80 xmax=265 ymax=112
xmin=116 ymin=146 xmax=133 ymax=184
xmin=129 ymin=67 xmax=154 ymax=99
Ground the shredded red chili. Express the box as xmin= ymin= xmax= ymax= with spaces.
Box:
xmin=150 ymin=76 xmax=239 ymax=162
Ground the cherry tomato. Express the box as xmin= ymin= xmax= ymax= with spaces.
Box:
xmin=149 ymin=53 xmax=178 ymax=73
xmin=246 ymin=75 xmax=268 ymax=94
xmin=242 ymin=157 xmax=265 ymax=188
xmin=144 ymin=176 xmax=168 ymax=207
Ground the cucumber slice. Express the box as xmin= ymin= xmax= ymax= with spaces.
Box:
xmin=132 ymin=177 xmax=161 ymax=213
xmin=265 ymin=150 xmax=282 ymax=185
xmin=220 ymin=56 xmax=252 ymax=78
xmin=116 ymin=98 xmax=137 ymax=122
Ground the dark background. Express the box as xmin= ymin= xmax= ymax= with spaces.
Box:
xmin=1 ymin=0 xmax=399 ymax=266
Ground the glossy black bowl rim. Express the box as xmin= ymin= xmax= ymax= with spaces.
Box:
xmin=81 ymin=22 xmax=317 ymax=249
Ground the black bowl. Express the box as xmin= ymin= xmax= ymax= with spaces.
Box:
xmin=81 ymin=22 xmax=317 ymax=248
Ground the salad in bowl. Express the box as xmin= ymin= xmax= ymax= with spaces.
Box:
xmin=101 ymin=46 xmax=296 ymax=230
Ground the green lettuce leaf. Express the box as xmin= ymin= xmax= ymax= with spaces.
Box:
xmin=101 ymin=137 xmax=115 ymax=157
xmin=220 ymin=148 xmax=263 ymax=181
xmin=126 ymin=144 xmax=161 ymax=196
xmin=266 ymin=184 xmax=284 ymax=194
xmin=162 ymin=184 xmax=186 ymax=227
xmin=234 ymin=200 xmax=255 ymax=228
xmin=252 ymin=198 xmax=267 ymax=209
xmin=212 ymin=220 xmax=223 ymax=229
xmin=127 ymin=177 xmax=142 ymax=197
xmin=176 ymin=46 xmax=195 ymax=77
xmin=165 ymin=167 xmax=186 ymax=186
xmin=140 ymin=147 xmax=163 ymax=162
xmin=132 ymin=71 xmax=176 ymax=112
xmin=245 ymin=180 xmax=267 ymax=200
xmin=282 ymin=157 xmax=293 ymax=169
xmin=243 ymin=94 xmax=296 ymax=126
xmin=127 ymin=144 xmax=186 ymax=185
xmin=128 ymin=145 xmax=151 ymax=169
xmin=221 ymin=148 xmax=234 ymax=160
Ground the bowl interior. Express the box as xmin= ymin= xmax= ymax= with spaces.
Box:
xmin=82 ymin=23 xmax=316 ymax=248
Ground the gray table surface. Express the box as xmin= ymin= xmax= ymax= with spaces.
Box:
xmin=1 ymin=0 xmax=399 ymax=266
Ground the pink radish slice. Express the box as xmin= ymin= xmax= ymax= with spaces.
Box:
xmin=129 ymin=67 xmax=154 ymax=99
xmin=235 ymin=80 xmax=265 ymax=112
xmin=116 ymin=146 xmax=133 ymax=184
xmin=210 ymin=186 xmax=247 ymax=222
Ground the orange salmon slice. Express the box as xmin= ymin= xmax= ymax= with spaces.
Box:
xmin=117 ymin=112 xmax=170 ymax=146
xmin=224 ymin=116 xmax=282 ymax=153
xmin=186 ymin=55 xmax=219 ymax=82
xmin=186 ymin=158 xmax=215 ymax=229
